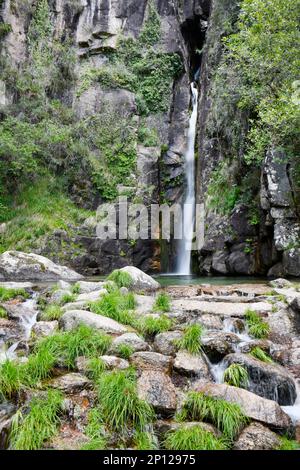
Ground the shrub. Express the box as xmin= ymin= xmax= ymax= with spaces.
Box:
xmin=223 ymin=364 xmax=249 ymax=388
xmin=178 ymin=392 xmax=248 ymax=440
xmin=97 ymin=369 xmax=154 ymax=431
xmin=177 ymin=324 xmax=204 ymax=355
xmin=245 ymin=310 xmax=270 ymax=339
xmin=153 ymin=293 xmax=171 ymax=313
xmin=164 ymin=425 xmax=229 ymax=450
xmin=10 ymin=390 xmax=63 ymax=450
xmin=107 ymin=270 xmax=133 ymax=289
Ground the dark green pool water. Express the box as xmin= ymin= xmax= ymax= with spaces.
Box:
xmin=154 ymin=275 xmax=268 ymax=287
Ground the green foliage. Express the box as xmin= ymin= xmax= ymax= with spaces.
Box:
xmin=223 ymin=0 xmax=300 ymax=171
xmin=133 ymin=430 xmax=158 ymax=450
xmin=277 ymin=436 xmax=300 ymax=451
xmin=223 ymin=364 xmax=249 ymax=388
xmin=81 ymin=407 xmax=107 ymax=450
xmin=153 ymin=292 xmax=171 ymax=313
xmin=107 ymin=270 xmax=133 ymax=289
xmin=138 ymin=315 xmax=172 ymax=337
xmin=0 ymin=306 xmax=8 ymax=319
xmin=116 ymin=344 xmax=135 ymax=360
xmin=0 ymin=23 xmax=12 ymax=38
xmin=89 ymin=290 xmax=137 ymax=327
xmin=36 ymin=325 xmax=112 ymax=370
xmin=0 ymin=286 xmax=28 ymax=301
xmin=164 ymin=425 xmax=229 ymax=451
xmin=40 ymin=304 xmax=63 ymax=321
xmin=249 ymin=347 xmax=273 ymax=364
xmin=245 ymin=309 xmax=270 ymax=339
xmin=0 ymin=360 xmax=23 ymax=401
xmin=59 ymin=293 xmax=76 ymax=306
xmin=178 ymin=392 xmax=248 ymax=440
xmin=10 ymin=390 xmax=63 ymax=450
xmin=138 ymin=126 xmax=159 ymax=147
xmin=86 ymin=358 xmax=107 ymax=382
xmin=96 ymin=369 xmax=155 ymax=431
xmin=71 ymin=283 xmax=81 ymax=295
xmin=177 ymin=324 xmax=204 ymax=355
xmin=207 ymin=162 xmax=241 ymax=214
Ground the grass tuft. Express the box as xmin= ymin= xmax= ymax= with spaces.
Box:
xmin=245 ymin=309 xmax=270 ymax=339
xmin=97 ymin=369 xmax=154 ymax=431
xmin=116 ymin=344 xmax=135 ymax=360
xmin=0 ymin=287 xmax=29 ymax=301
xmin=133 ymin=430 xmax=158 ymax=450
xmin=10 ymin=390 xmax=63 ymax=450
xmin=86 ymin=358 xmax=107 ymax=382
xmin=0 ymin=360 xmax=24 ymax=400
xmin=0 ymin=306 xmax=8 ymax=318
xmin=40 ymin=304 xmax=63 ymax=321
xmin=223 ymin=364 xmax=249 ymax=388
xmin=249 ymin=347 xmax=273 ymax=363
xmin=138 ymin=315 xmax=172 ymax=337
xmin=178 ymin=392 xmax=248 ymax=440
xmin=153 ymin=293 xmax=171 ymax=313
xmin=277 ymin=436 xmax=300 ymax=450
xmin=164 ymin=425 xmax=229 ymax=450
xmin=107 ymin=270 xmax=133 ymax=289
xmin=81 ymin=408 xmax=107 ymax=450
xmin=89 ymin=290 xmax=137 ymax=327
xmin=177 ymin=324 xmax=204 ymax=355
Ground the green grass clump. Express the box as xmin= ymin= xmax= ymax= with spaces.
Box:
xmin=178 ymin=392 xmax=248 ymax=440
xmin=153 ymin=293 xmax=171 ymax=313
xmin=116 ymin=344 xmax=135 ymax=360
xmin=10 ymin=390 xmax=63 ymax=450
xmin=36 ymin=325 xmax=112 ymax=370
xmin=86 ymin=358 xmax=107 ymax=382
xmin=277 ymin=436 xmax=300 ymax=450
xmin=89 ymin=290 xmax=137 ymax=327
xmin=97 ymin=369 xmax=154 ymax=431
xmin=245 ymin=310 xmax=270 ymax=339
xmin=0 ymin=360 xmax=24 ymax=400
xmin=133 ymin=430 xmax=158 ymax=450
xmin=71 ymin=283 xmax=81 ymax=295
xmin=0 ymin=306 xmax=8 ymax=318
xmin=177 ymin=324 xmax=204 ymax=355
xmin=40 ymin=304 xmax=63 ymax=321
xmin=0 ymin=287 xmax=29 ymax=301
xmin=164 ymin=425 xmax=229 ymax=450
xmin=223 ymin=364 xmax=249 ymax=388
xmin=59 ymin=293 xmax=77 ymax=306
xmin=138 ymin=315 xmax=172 ymax=337
xmin=107 ymin=270 xmax=133 ymax=289
xmin=81 ymin=408 xmax=107 ymax=450
xmin=249 ymin=347 xmax=273 ymax=363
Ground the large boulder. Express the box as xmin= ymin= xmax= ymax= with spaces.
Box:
xmin=202 ymin=332 xmax=241 ymax=362
xmin=130 ymin=352 xmax=173 ymax=374
xmin=233 ymin=422 xmax=281 ymax=450
xmin=118 ymin=266 xmax=160 ymax=292
xmin=194 ymin=383 xmax=292 ymax=431
xmin=59 ymin=310 xmax=128 ymax=335
xmin=224 ymin=353 xmax=297 ymax=406
xmin=174 ymin=351 xmax=211 ymax=380
xmin=153 ymin=331 xmax=183 ymax=356
xmin=137 ymin=371 xmax=177 ymax=415
xmin=110 ymin=333 xmax=150 ymax=354
xmin=0 ymin=251 xmax=83 ymax=281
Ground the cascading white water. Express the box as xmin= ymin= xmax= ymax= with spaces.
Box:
xmin=176 ymin=83 xmax=199 ymax=275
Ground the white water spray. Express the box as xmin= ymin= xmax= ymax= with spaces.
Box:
xmin=176 ymin=83 xmax=199 ymax=275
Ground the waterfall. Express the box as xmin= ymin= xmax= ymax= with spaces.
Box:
xmin=176 ymin=83 xmax=199 ymax=275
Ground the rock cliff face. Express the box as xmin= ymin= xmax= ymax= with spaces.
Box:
xmin=0 ymin=0 xmax=299 ymax=277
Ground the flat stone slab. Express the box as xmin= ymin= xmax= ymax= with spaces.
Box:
xmin=172 ymin=299 xmax=272 ymax=317
xmin=49 ymin=373 xmax=91 ymax=393
xmin=0 ymin=282 xmax=34 ymax=290
xmin=60 ymin=310 xmax=129 ymax=334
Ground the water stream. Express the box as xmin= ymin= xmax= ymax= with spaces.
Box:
xmin=176 ymin=83 xmax=199 ymax=276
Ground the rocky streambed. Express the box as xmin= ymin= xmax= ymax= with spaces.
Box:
xmin=0 ymin=252 xmax=300 ymax=450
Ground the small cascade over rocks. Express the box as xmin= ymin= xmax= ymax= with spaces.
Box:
xmin=176 ymin=83 xmax=198 ymax=276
